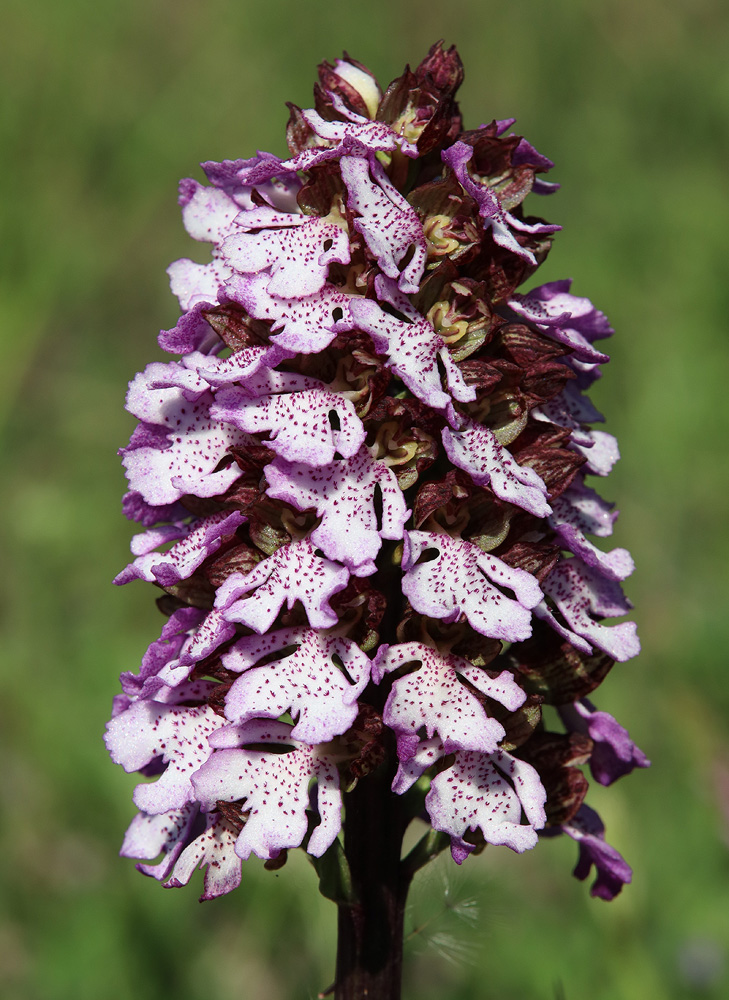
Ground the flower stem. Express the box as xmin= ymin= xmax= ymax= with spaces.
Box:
xmin=334 ymin=761 xmax=412 ymax=1000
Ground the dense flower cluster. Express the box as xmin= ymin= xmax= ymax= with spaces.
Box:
xmin=106 ymin=44 xmax=647 ymax=902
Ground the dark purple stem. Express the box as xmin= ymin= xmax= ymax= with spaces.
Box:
xmin=334 ymin=760 xmax=411 ymax=1000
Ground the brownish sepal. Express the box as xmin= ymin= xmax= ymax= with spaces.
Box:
xmin=413 ymin=469 xmax=473 ymax=528
xmin=201 ymin=303 xmax=271 ymax=352
xmin=492 ymin=322 xmax=571 ymax=367
xmin=285 ymin=102 xmax=317 ymax=156
xmin=296 ymin=161 xmax=346 ymax=219
xmin=203 ymin=679 xmax=234 ymax=718
xmin=264 ymin=850 xmax=289 ymax=872
xmin=331 ymin=578 xmax=387 ymax=652
xmin=458 ymin=357 xmax=516 ymax=395
xmin=415 ymin=41 xmax=464 ymax=97
xmin=466 ymin=231 xmax=547 ymax=303
xmin=509 ymin=619 xmax=614 ymax=704
xmin=495 ymin=538 xmax=561 ymax=584
xmin=215 ymin=800 xmax=246 ymax=834
xmin=220 ymin=466 xmax=268 ymax=510
xmin=510 ymin=423 xmax=586 ymax=500
xmin=340 ymin=703 xmax=388 ymax=784
xmin=204 ymin=541 xmax=262 ymax=588
xmin=518 ymin=731 xmax=592 ymax=826
xmin=520 ymin=360 xmax=576 ymax=411
xmin=482 ymin=688 xmax=542 ymax=751
xmin=395 ymin=604 xmax=502 ymax=668
xmin=456 ymin=125 xmax=536 ymax=212
xmin=377 ymin=58 xmax=462 ymax=158
xmin=160 ymin=573 xmax=215 ymax=610
xmin=314 ymin=56 xmax=373 ymax=120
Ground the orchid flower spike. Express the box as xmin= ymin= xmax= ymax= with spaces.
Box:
xmin=107 ymin=43 xmax=646 ymax=926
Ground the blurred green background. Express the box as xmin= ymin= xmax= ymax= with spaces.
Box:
xmin=2 ymin=0 xmax=728 ymax=997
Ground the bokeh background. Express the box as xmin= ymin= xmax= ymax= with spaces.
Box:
xmin=2 ymin=0 xmax=728 ymax=997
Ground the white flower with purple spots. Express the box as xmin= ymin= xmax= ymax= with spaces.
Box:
xmin=402 ymin=531 xmax=543 ymax=642
xmin=264 ymin=446 xmax=408 ymax=576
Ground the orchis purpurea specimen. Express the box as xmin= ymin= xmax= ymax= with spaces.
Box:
xmin=105 ymin=43 xmax=647 ymax=1000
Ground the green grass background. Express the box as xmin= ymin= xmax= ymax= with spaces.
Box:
xmin=2 ymin=0 xmax=728 ymax=997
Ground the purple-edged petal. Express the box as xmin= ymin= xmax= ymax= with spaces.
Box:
xmin=532 ymin=178 xmax=561 ymax=195
xmin=222 ymin=627 xmax=371 ymax=743
xmin=234 ymin=150 xmax=331 ymax=185
xmin=532 ymin=381 xmax=605 ymax=446
xmin=201 ymin=154 xmax=301 ymax=208
xmin=508 ymin=215 xmax=561 ymax=236
xmin=175 ymin=609 xmax=238 ymax=670
xmin=120 ymin=607 xmax=207 ymax=698
xmin=158 ymin=302 xmax=223 ymax=356
xmin=115 ymin=510 xmax=245 ymax=587
xmin=559 ymin=699 xmax=650 ymax=786
xmin=552 ymin=476 xmax=618 ymax=537
xmin=541 ymin=557 xmax=640 ymax=661
xmin=120 ymin=803 xmax=198 ymax=881
xmin=235 ymin=116 xmax=416 ymax=187
xmin=426 ymin=748 xmax=547 ymax=856
xmin=264 ymin=447 xmax=408 ymax=576
xmin=221 ymin=215 xmax=350 ymax=298
xmin=443 ymin=142 xmax=551 ymax=265
xmin=130 ymin=360 xmax=208 ymax=407
xmin=178 ymin=180 xmax=244 ymax=243
xmin=122 ymin=491 xmax=189 ymax=529
xmin=391 ymin=736 xmax=443 ymax=794
xmin=153 ymin=679 xmax=220 ymax=706
xmin=210 ymin=382 xmax=365 ymax=466
xmin=181 ymin=344 xmax=288 ymax=388
xmin=217 ymin=537 xmax=349 ymax=633
xmin=121 ymin=376 xmax=249 ymax=505
xmin=402 ymin=531 xmax=543 ymax=642
xmin=163 ymin=812 xmax=243 ymax=900
xmin=509 ymin=281 xmax=611 ymax=364
xmin=340 ymin=156 xmax=427 ymax=293
xmin=300 ymin=107 xmax=418 ymax=158
xmin=572 ymin=430 xmax=620 ymax=477
xmin=167 ymin=256 xmax=232 ymax=313
xmin=129 ymin=522 xmax=189 ymax=557
xmin=166 ymin=180 xmax=268 ymax=313
xmin=532 ymin=600 xmax=592 ymax=655
xmin=192 ymin=720 xmax=341 ymax=859
xmin=104 ymin=701 xmax=224 ymax=814
xmin=509 ymin=279 xmax=613 ymax=354
xmin=374 ymin=641 xmax=525 ymax=756
xmin=549 ymin=487 xmax=634 ymax=581
xmin=347 ymin=293 xmax=475 ymax=418
xmin=226 ymin=273 xmax=352 ymax=354
xmin=226 ymin=368 xmax=326 ymax=399
xmin=441 ymin=419 xmax=551 ymax=517
xmin=562 ymin=804 xmax=632 ymax=900
xmin=511 ymin=136 xmax=555 ymax=172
